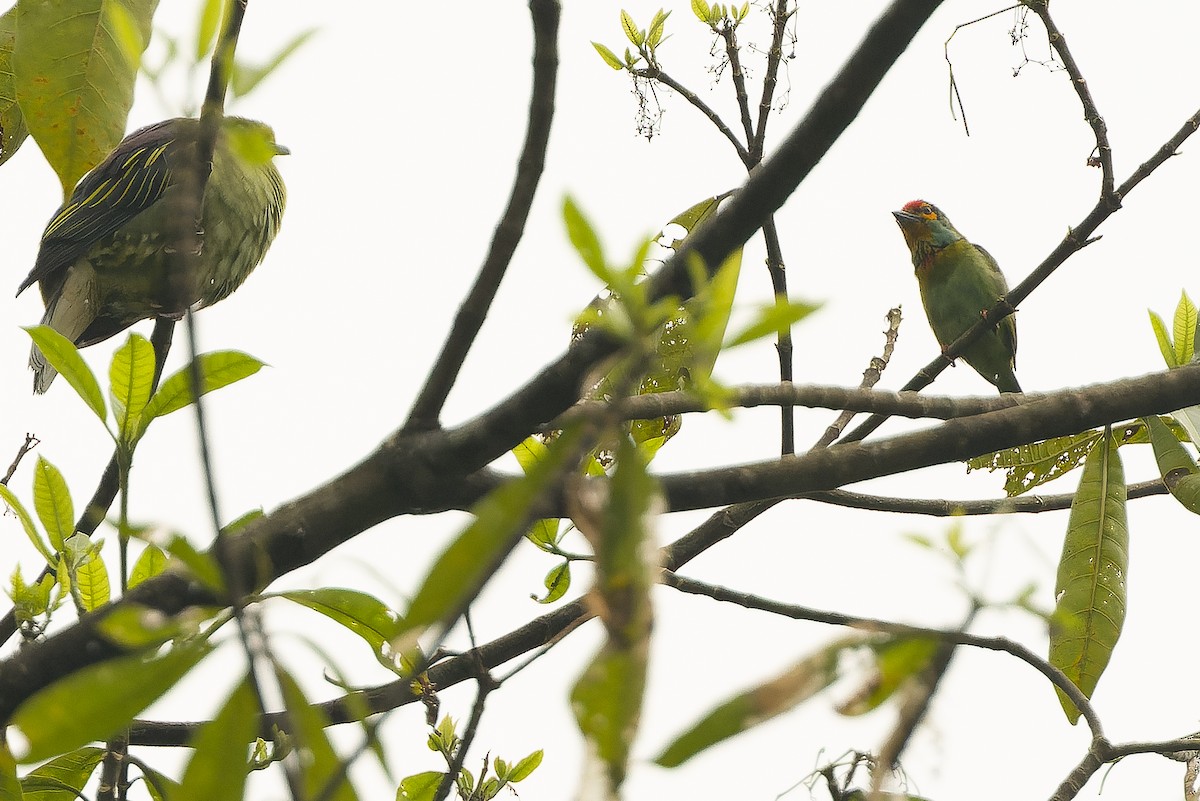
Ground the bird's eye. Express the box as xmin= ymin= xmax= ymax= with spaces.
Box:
xmin=921 ymin=204 xmax=933 ymax=215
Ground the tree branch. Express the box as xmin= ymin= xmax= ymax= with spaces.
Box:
xmin=405 ymin=0 xmax=561 ymax=429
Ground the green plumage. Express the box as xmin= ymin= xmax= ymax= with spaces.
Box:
xmin=17 ymin=116 xmax=287 ymax=393
xmin=893 ymin=200 xmax=1021 ymax=393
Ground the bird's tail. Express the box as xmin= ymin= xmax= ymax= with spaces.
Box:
xmin=995 ymin=367 xmax=1022 ymax=394
xmin=31 ymin=267 xmax=98 ymax=394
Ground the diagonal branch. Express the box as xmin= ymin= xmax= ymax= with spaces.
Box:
xmin=405 ymin=0 xmax=561 ymax=430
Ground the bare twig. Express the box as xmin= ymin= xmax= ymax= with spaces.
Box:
xmin=632 ymin=65 xmax=751 ymax=164
xmin=406 ymin=0 xmax=561 ymax=430
xmin=1 ymin=434 xmax=38 ymax=485
xmin=660 ymin=571 xmax=1104 ymax=738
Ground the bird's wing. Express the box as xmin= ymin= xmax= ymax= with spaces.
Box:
xmin=17 ymin=120 xmax=181 ymax=296
xmin=974 ymin=243 xmax=1017 ymax=362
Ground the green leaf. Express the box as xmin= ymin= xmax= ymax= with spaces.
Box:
xmin=13 ymin=0 xmax=158 ymax=195
xmin=619 ymin=9 xmax=643 ymax=46
xmin=23 ymin=326 xmax=106 ymax=422
xmin=1173 ymin=291 xmax=1197 ymax=366
xmin=96 ymin=603 xmax=183 ymax=648
xmin=1148 ymin=308 xmax=1176 ymax=368
xmin=65 ymin=532 xmax=109 ymax=611
xmin=13 ymin=641 xmax=211 ymax=763
xmin=562 ymin=196 xmax=610 ymax=284
xmin=20 ymin=745 xmax=104 ymax=798
xmin=400 ymin=425 xmax=585 ymax=650
xmin=1143 ymin=414 xmax=1200 ymax=514
xmin=533 ymin=561 xmax=571 ymax=604
xmin=276 ymin=588 xmax=405 ymax=673
xmin=175 ymin=677 xmax=257 ymax=801
xmin=0 ymin=484 xmax=54 ymax=563
xmin=164 ymin=534 xmax=225 ymax=593
xmin=592 ymin=41 xmax=624 ymax=70
xmin=109 ymin=333 xmax=156 ymax=446
xmin=655 ymin=635 xmax=853 ymax=767
xmin=0 ymin=6 xmax=29 ymax=168
xmin=725 ymin=300 xmax=821 ymax=348
xmin=839 ymin=636 xmax=938 ymax=715
xmin=140 ymin=351 xmax=265 ymax=435
xmin=507 ymin=750 xmax=543 ymax=782
xmin=277 ymin=668 xmax=358 ymax=801
xmin=398 ymin=772 xmax=443 ymax=801
xmin=0 ymin=744 xmax=20 ymax=801
xmin=571 ymin=644 xmax=646 ymax=791
xmin=691 ymin=0 xmax=712 ymax=23
xmin=31 ymin=456 xmax=73 ymax=553
xmin=647 ymin=9 xmax=670 ymax=48
xmin=230 ymin=29 xmax=316 ymax=97
xmin=195 ymin=0 xmax=223 ymax=60
xmin=129 ymin=544 xmax=168 ymax=588
xmin=571 ymin=437 xmax=657 ymax=791
xmin=968 ymin=430 xmax=1105 ymax=496
xmin=1048 ymin=431 xmax=1128 ymax=724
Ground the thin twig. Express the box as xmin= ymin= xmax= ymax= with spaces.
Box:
xmin=405 ymin=0 xmax=561 ymax=430
xmin=434 ymin=655 xmax=498 ymax=801
xmin=633 ymin=66 xmax=751 ymax=165
xmin=660 ymin=570 xmax=1104 ymax=738
xmin=1 ymin=434 xmax=38 ymax=485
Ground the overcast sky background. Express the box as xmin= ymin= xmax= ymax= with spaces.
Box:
xmin=2 ymin=2 xmax=1200 ymax=799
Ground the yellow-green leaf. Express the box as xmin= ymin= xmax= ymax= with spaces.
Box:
xmin=23 ymin=326 xmax=105 ymax=422
xmin=0 ymin=6 xmax=29 ymax=167
xmin=110 ymin=333 xmax=157 ymax=445
xmin=14 ymin=0 xmax=158 ymax=195
xmin=175 ymin=677 xmax=257 ymax=801
xmin=1173 ymin=291 xmax=1197 ymax=366
xmin=13 ymin=641 xmax=211 ymax=763
xmin=592 ymin=41 xmax=624 ymax=70
xmin=31 ymin=456 xmax=73 ymax=553
xmin=0 ymin=484 xmax=53 ymax=563
xmin=140 ymin=350 xmax=265 ymax=435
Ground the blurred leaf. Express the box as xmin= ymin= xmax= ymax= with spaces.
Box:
xmin=507 ymin=750 xmax=542 ymax=782
xmin=0 ymin=484 xmax=53 ymax=563
xmin=24 ymin=327 xmax=106 ymax=423
xmin=175 ymin=677 xmax=257 ymax=801
xmin=128 ymin=544 xmax=168 ymax=588
xmin=31 ymin=456 xmax=73 ymax=553
xmin=19 ymin=745 xmax=104 ymax=798
xmin=571 ymin=437 xmax=657 ymax=791
xmin=839 ymin=636 xmax=938 ymax=716
xmin=725 ymin=300 xmax=821 ymax=348
xmin=13 ymin=0 xmax=157 ymax=195
xmin=278 ymin=668 xmax=359 ymax=801
xmin=563 ymin=196 xmax=610 ymax=284
xmin=0 ymin=744 xmax=18 ymax=800
xmin=95 ymin=603 xmax=182 ymax=648
xmin=400 ymin=425 xmax=585 ymax=649
xmin=140 ymin=351 xmax=264 ymax=436
xmin=194 ymin=0 xmax=222 ymax=60
xmin=103 ymin=2 xmax=145 ymax=72
xmin=163 ymin=534 xmax=225 ymax=593
xmin=1049 ymin=431 xmax=1128 ymax=724
xmin=656 ymin=635 xmax=854 ymax=767
xmin=230 ymin=28 xmax=315 ymax=97
xmin=0 ymin=6 xmax=29 ymax=167
xmin=13 ymin=641 xmax=211 ymax=763
xmin=110 ymin=333 xmax=156 ymax=447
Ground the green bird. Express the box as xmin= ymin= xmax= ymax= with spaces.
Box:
xmin=17 ymin=116 xmax=288 ymax=393
xmin=892 ymin=199 xmax=1021 ymax=393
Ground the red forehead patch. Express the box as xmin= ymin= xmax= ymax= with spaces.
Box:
xmin=902 ymin=199 xmax=930 ymax=212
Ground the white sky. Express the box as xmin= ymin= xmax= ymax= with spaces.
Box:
xmin=3 ymin=2 xmax=1200 ymax=799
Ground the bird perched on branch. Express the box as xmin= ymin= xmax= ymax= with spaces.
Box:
xmin=17 ymin=116 xmax=288 ymax=393
xmin=892 ymin=199 xmax=1021 ymax=393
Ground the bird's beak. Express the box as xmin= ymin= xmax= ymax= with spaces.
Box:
xmin=274 ymin=143 xmax=291 ymax=156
